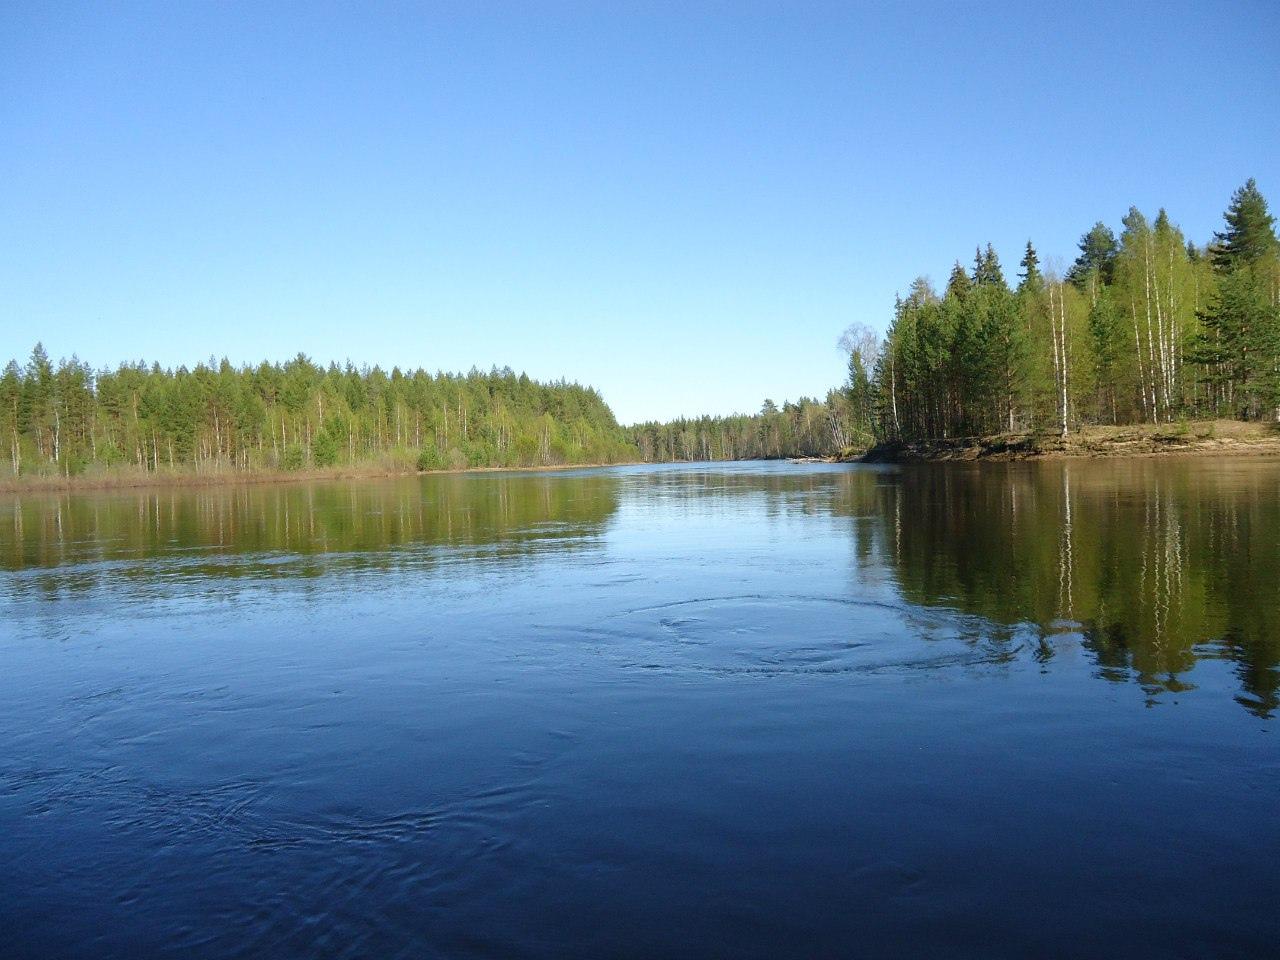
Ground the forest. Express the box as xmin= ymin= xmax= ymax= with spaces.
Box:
xmin=634 ymin=178 xmax=1280 ymax=461
xmin=867 ymin=178 xmax=1280 ymax=443
xmin=625 ymin=390 xmax=865 ymax=464
xmin=4 ymin=180 xmax=1277 ymax=480
xmin=0 ymin=355 xmax=634 ymax=478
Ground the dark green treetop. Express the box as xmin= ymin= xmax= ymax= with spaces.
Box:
xmin=1067 ymin=222 xmax=1118 ymax=288
xmin=972 ymin=244 xmax=1006 ymax=288
xmin=1212 ymin=178 xmax=1278 ymax=272
xmin=1017 ymin=240 xmax=1042 ymax=292
xmin=945 ymin=261 xmax=971 ymax=301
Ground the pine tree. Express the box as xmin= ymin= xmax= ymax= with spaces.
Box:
xmin=1212 ymin=179 xmax=1279 ymax=272
xmin=1067 ymin=222 xmax=1119 ymax=290
xmin=1197 ymin=180 xmax=1280 ymax=420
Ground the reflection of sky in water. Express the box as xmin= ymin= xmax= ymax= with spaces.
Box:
xmin=1 ymin=461 xmax=1278 ymax=959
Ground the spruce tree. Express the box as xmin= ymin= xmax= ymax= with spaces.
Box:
xmin=974 ymin=244 xmax=1006 ymax=288
xmin=1018 ymin=240 xmax=1042 ymax=292
xmin=1196 ymin=270 xmax=1279 ymax=418
xmin=945 ymin=261 xmax=971 ymax=301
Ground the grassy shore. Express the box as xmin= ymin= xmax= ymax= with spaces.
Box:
xmin=859 ymin=419 xmax=1280 ymax=463
xmin=0 ymin=459 xmax=643 ymax=494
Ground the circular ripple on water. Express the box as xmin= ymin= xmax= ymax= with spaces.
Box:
xmin=602 ymin=594 xmax=936 ymax=676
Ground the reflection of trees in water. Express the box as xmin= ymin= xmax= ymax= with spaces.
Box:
xmin=0 ymin=473 xmax=621 ymax=592
xmin=825 ymin=461 xmax=1280 ymax=717
xmin=4 ymin=462 xmax=1277 ymax=715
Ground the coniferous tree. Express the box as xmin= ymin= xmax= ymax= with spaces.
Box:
xmin=1018 ymin=240 xmax=1042 ymax=293
xmin=1194 ymin=180 xmax=1280 ymax=420
xmin=973 ymin=244 xmax=1007 ymax=288
xmin=945 ymin=261 xmax=972 ymax=301
xmin=1067 ymin=222 xmax=1119 ymax=293
xmin=1212 ymin=178 xmax=1279 ymax=272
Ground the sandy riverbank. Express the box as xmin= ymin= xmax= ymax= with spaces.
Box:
xmin=858 ymin=420 xmax=1280 ymax=463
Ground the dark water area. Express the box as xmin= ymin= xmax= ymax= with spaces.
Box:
xmin=2 ymin=460 xmax=1278 ymax=959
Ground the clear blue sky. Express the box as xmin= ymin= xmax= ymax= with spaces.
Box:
xmin=3 ymin=1 xmax=1278 ymax=423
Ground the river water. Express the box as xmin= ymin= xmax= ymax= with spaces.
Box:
xmin=2 ymin=460 xmax=1277 ymax=958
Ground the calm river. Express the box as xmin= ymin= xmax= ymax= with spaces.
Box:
xmin=2 ymin=460 xmax=1277 ymax=959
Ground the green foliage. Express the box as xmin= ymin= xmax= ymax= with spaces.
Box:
xmin=312 ymin=430 xmax=340 ymax=467
xmin=1018 ymin=240 xmax=1042 ymax=293
xmin=416 ymin=446 xmax=444 ymax=471
xmin=628 ymin=389 xmax=868 ymax=462
xmin=873 ymin=180 xmax=1280 ymax=440
xmin=972 ymin=244 xmax=1007 ymax=289
xmin=1195 ymin=268 xmax=1280 ymax=418
xmin=0 ymin=351 xmax=638 ymax=477
xmin=281 ymin=445 xmax=306 ymax=471
xmin=1212 ymin=178 xmax=1279 ymax=272
xmin=945 ymin=261 xmax=971 ymax=302
xmin=1067 ymin=222 xmax=1119 ymax=289
xmin=6 ymin=182 xmax=1276 ymax=476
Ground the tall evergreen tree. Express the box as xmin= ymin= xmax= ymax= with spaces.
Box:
xmin=1195 ymin=270 xmax=1280 ymax=419
xmin=1195 ymin=180 xmax=1280 ymax=419
xmin=1212 ymin=178 xmax=1279 ymax=272
xmin=1018 ymin=240 xmax=1042 ymax=293
xmin=945 ymin=261 xmax=971 ymax=301
xmin=1067 ymin=222 xmax=1119 ymax=289
xmin=973 ymin=244 xmax=1006 ymax=288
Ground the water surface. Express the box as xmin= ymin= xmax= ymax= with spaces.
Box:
xmin=2 ymin=460 xmax=1278 ymax=958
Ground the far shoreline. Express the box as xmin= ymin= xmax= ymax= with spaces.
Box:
xmin=0 ymin=459 xmax=651 ymax=495
xmin=4 ymin=420 xmax=1280 ymax=494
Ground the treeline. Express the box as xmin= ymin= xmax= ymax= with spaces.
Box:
xmin=0 ymin=352 xmax=636 ymax=478
xmin=626 ymin=387 xmax=869 ymax=463
xmin=626 ymin=317 xmax=884 ymax=463
xmin=9 ymin=180 xmax=1274 ymax=479
xmin=870 ymin=179 xmax=1280 ymax=440
xmin=635 ymin=178 xmax=1280 ymax=462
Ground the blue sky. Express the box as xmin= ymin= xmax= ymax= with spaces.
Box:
xmin=3 ymin=1 xmax=1278 ymax=423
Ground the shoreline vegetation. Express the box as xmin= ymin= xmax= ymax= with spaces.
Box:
xmin=0 ymin=459 xmax=650 ymax=494
xmin=4 ymin=180 xmax=1277 ymax=487
xmin=632 ymin=179 xmax=1280 ymax=465
xmin=6 ymin=420 xmax=1279 ymax=493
